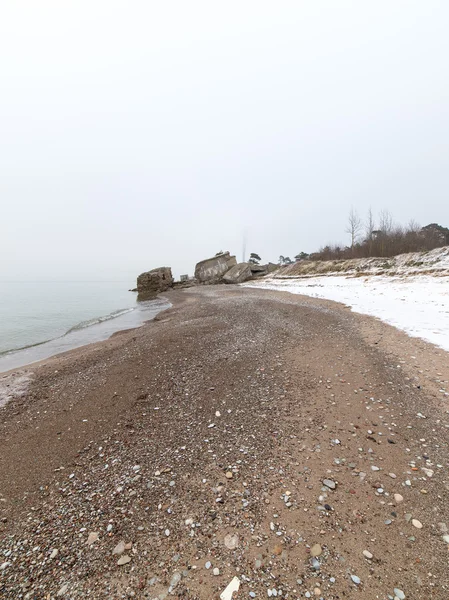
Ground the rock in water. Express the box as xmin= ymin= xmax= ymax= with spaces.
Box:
xmin=137 ymin=267 xmax=174 ymax=300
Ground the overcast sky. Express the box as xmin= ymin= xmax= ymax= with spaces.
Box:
xmin=1 ymin=1 xmax=448 ymax=281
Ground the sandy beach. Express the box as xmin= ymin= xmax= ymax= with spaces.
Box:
xmin=1 ymin=286 xmax=448 ymax=599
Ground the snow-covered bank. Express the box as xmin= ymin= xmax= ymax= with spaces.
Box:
xmin=245 ymin=275 xmax=449 ymax=352
xmin=278 ymin=245 xmax=449 ymax=278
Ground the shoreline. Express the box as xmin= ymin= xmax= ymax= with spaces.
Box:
xmin=0 ymin=295 xmax=176 ymax=411
xmin=0 ymin=296 xmax=171 ymax=376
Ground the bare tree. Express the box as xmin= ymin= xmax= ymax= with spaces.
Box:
xmin=345 ymin=207 xmax=362 ymax=252
xmin=378 ymin=209 xmax=394 ymax=235
xmin=311 ymin=213 xmax=446 ymax=261
xmin=377 ymin=209 xmax=394 ymax=256
xmin=364 ymin=207 xmax=375 ymax=255
xmin=407 ymin=219 xmax=421 ymax=233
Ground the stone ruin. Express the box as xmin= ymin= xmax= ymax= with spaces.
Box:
xmin=194 ymin=252 xmax=237 ymax=284
xmin=194 ymin=252 xmax=278 ymax=285
xmin=134 ymin=254 xmax=278 ymax=300
xmin=136 ymin=267 xmax=174 ymax=300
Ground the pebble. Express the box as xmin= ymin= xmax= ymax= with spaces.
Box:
xmin=86 ymin=532 xmax=99 ymax=545
xmin=225 ymin=471 xmax=233 ymax=479
xmin=57 ymin=584 xmax=69 ymax=597
xmin=442 ymin=534 xmax=449 ymax=543
xmin=213 ymin=567 xmax=220 ymax=576
xmin=323 ymin=479 xmax=336 ymax=490
xmin=371 ymin=466 xmax=380 ymax=471
xmin=363 ymin=550 xmax=373 ymax=559
xmin=117 ymin=555 xmax=131 ymax=566
xmin=412 ymin=519 xmax=423 ymax=529
xmin=220 ymin=577 xmax=240 ymax=600
xmin=112 ymin=541 xmax=126 ymax=555
xmin=224 ymin=533 xmax=239 ymax=550
xmin=50 ymin=549 xmax=58 ymax=559
xmin=394 ymin=589 xmax=405 ymax=599
xmin=351 ymin=575 xmax=361 ymax=585
xmin=165 ymin=529 xmax=170 ymax=536
xmin=310 ymin=544 xmax=322 ymax=557
xmin=311 ymin=558 xmax=320 ymax=570
xmin=394 ymin=494 xmax=404 ymax=503
xmin=205 ymin=561 xmax=212 ymax=569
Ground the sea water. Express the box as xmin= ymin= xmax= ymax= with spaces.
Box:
xmin=0 ymin=281 xmax=170 ymax=372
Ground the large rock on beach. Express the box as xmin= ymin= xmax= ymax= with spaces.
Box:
xmin=223 ymin=262 xmax=252 ymax=284
xmin=137 ymin=267 xmax=174 ymax=300
xmin=194 ymin=252 xmax=237 ymax=284
xmin=248 ymin=262 xmax=278 ymax=278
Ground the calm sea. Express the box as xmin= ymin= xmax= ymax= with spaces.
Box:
xmin=0 ymin=281 xmax=170 ymax=373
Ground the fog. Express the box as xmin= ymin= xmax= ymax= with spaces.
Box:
xmin=1 ymin=1 xmax=448 ymax=282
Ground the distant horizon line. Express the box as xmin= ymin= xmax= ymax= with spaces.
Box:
xmin=0 ymin=279 xmax=135 ymax=283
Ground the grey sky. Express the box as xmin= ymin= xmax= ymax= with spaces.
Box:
xmin=1 ymin=1 xmax=448 ymax=281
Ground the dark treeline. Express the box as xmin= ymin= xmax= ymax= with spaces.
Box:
xmin=300 ymin=209 xmax=449 ymax=262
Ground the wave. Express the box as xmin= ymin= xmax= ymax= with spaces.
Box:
xmin=65 ymin=307 xmax=135 ymax=333
xmin=0 ymin=306 xmax=139 ymax=357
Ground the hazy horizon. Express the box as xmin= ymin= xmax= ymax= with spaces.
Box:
xmin=2 ymin=1 xmax=449 ymax=281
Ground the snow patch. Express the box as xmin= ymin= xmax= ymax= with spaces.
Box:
xmin=0 ymin=371 xmax=33 ymax=408
xmin=245 ymin=275 xmax=449 ymax=352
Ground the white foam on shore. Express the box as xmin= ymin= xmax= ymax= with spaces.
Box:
xmin=245 ymin=275 xmax=449 ymax=352
xmin=0 ymin=371 xmax=33 ymax=409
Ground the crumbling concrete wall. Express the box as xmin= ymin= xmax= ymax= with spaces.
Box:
xmin=223 ymin=262 xmax=252 ymax=284
xmin=194 ymin=252 xmax=237 ymax=284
